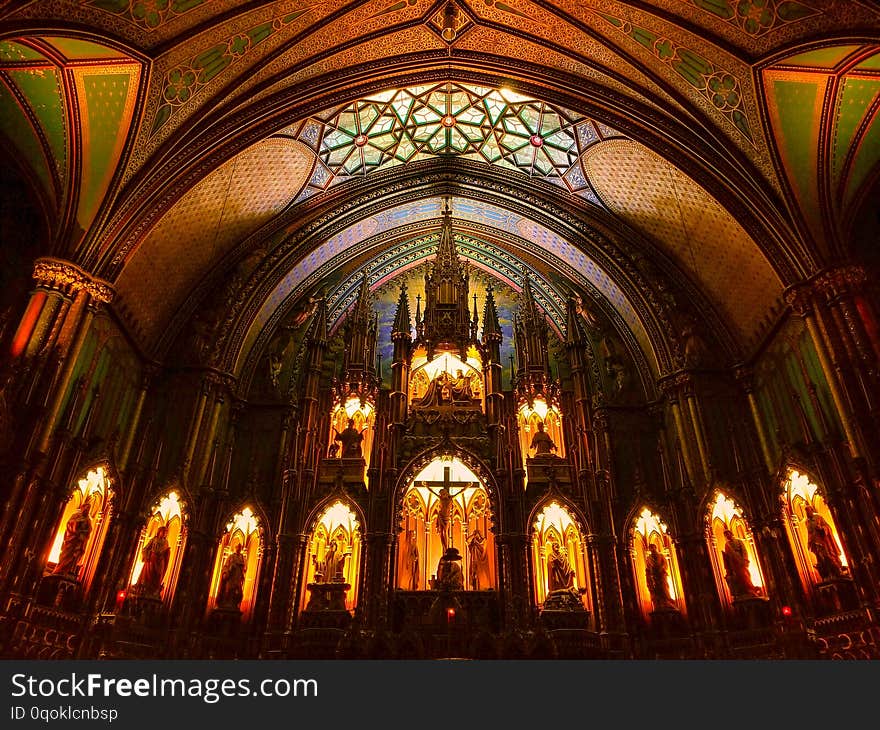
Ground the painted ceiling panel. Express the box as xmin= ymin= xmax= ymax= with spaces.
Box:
xmin=116 ymin=137 xmax=315 ymax=344
xmin=845 ymin=106 xmax=880 ymax=207
xmin=762 ymin=45 xmax=880 ymax=248
xmin=0 ymin=40 xmax=45 ymax=61
xmin=73 ymin=64 xmax=142 ymax=229
xmin=583 ymin=138 xmax=782 ymax=341
xmin=42 ymin=36 xmax=130 ymax=60
xmin=833 ymin=77 xmax=879 ymax=186
xmin=6 ymin=68 xmax=67 ymax=180
xmin=764 ymin=74 xmax=825 ymax=240
xmin=0 ymin=79 xmax=54 ymax=201
xmin=782 ymin=45 xmax=860 ymax=69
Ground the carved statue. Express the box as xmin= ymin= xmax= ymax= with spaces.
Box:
xmin=451 ymin=369 xmax=474 ymax=402
xmin=333 ymin=418 xmax=364 ymax=458
xmin=435 ymin=547 xmax=464 ymax=591
xmin=268 ymin=352 xmax=283 ymax=389
xmin=547 ymin=541 xmax=575 ymax=594
xmin=406 ymin=530 xmax=419 ymax=591
xmin=467 ymin=527 xmax=487 ymax=591
xmin=216 ymin=544 xmax=247 ymax=610
xmin=722 ymin=528 xmax=760 ymax=599
xmin=53 ymin=495 xmax=94 ymax=578
xmin=417 ymin=371 xmax=451 ymax=407
xmin=645 ymin=543 xmax=675 ymax=611
xmin=530 ymin=421 xmax=557 ymax=456
xmin=322 ymin=539 xmax=338 ymax=582
xmin=137 ymin=525 xmax=170 ymax=599
xmin=805 ymin=505 xmax=844 ymax=581
xmin=425 ymin=484 xmax=464 ymax=554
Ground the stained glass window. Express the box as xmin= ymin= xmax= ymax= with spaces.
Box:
xmin=312 ymin=82 xmax=609 ymax=187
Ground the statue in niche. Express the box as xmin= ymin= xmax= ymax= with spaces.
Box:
xmin=805 ymin=505 xmax=844 ymax=581
xmin=333 ymin=418 xmax=364 ymax=458
xmin=188 ymin=298 xmax=225 ymax=365
xmin=530 ymin=421 xmax=557 ymax=457
xmin=216 ymin=544 xmax=247 ymax=610
xmin=573 ymin=292 xmax=602 ymax=332
xmin=321 ymin=540 xmax=338 ymax=583
xmin=425 ymin=484 xmax=466 ymax=554
xmin=467 ymin=527 xmax=487 ymax=590
xmin=675 ymin=311 xmax=710 ymax=368
xmin=451 ymin=369 xmax=475 ymax=402
xmin=268 ymin=352 xmax=283 ymax=390
xmin=137 ymin=525 xmax=170 ymax=599
xmin=53 ymin=495 xmax=94 ymax=578
xmin=417 ymin=371 xmax=452 ymax=407
xmin=405 ymin=530 xmax=420 ymax=591
xmin=435 ymin=547 xmax=464 ymax=591
xmin=645 ymin=543 xmax=675 ymax=611
xmin=722 ymin=528 xmax=761 ymax=599
xmin=547 ymin=541 xmax=576 ymax=594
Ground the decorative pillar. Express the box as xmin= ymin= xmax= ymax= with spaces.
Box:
xmin=735 ymin=367 xmax=774 ymax=473
xmin=785 ymin=287 xmax=861 ymax=458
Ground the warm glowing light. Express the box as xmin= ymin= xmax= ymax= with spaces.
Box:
xmin=344 ymin=396 xmax=372 ymax=419
xmin=633 ymin=508 xmax=678 ymax=603
xmin=48 ymin=467 xmax=108 ymax=564
xmin=129 ymin=490 xmax=186 ymax=592
xmin=710 ymin=492 xmax=741 ymax=525
xmin=318 ymin=501 xmax=360 ymax=535
xmin=710 ymin=491 xmax=764 ymax=592
xmin=785 ymin=469 xmax=848 ymax=571
xmin=782 ymin=605 xmax=793 ymax=617
xmin=520 ymin=398 xmax=551 ymax=422
xmin=413 ymin=351 xmax=481 ymax=381
xmin=226 ymin=507 xmax=260 ymax=540
xmin=534 ymin=501 xmax=574 ymax=536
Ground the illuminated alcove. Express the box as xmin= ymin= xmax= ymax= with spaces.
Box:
xmin=398 ymin=456 xmax=495 ymax=591
xmin=409 ymin=347 xmax=483 ymax=409
xmin=707 ymin=492 xmax=766 ymax=605
xmin=783 ymin=469 xmax=849 ymax=589
xmin=207 ymin=507 xmax=263 ymax=619
xmin=300 ymin=500 xmax=362 ymax=612
xmin=128 ymin=490 xmax=187 ymax=602
xmin=517 ymin=397 xmax=565 ymax=464
xmin=328 ymin=396 xmax=375 ymax=469
xmin=46 ymin=466 xmax=114 ymax=591
xmin=531 ymin=501 xmax=589 ymax=609
xmin=630 ymin=507 xmax=685 ymax=619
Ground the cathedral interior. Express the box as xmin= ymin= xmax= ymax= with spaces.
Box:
xmin=0 ymin=1 xmax=879 ymax=660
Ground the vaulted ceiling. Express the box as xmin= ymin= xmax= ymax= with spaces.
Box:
xmin=1 ymin=0 xmax=878 ymax=382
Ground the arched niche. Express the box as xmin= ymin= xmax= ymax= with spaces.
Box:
xmin=409 ymin=347 xmax=483 ymax=410
xmin=300 ymin=500 xmax=362 ymax=612
xmin=398 ymin=456 xmax=495 ymax=591
xmin=707 ymin=492 xmax=766 ymax=605
xmin=782 ymin=469 xmax=849 ymax=588
xmin=208 ymin=506 xmax=263 ymax=620
xmin=46 ymin=465 xmax=114 ymax=592
xmin=327 ymin=396 xmax=374 ymax=469
xmin=517 ymin=396 xmax=565 ymax=464
xmin=531 ymin=501 xmax=589 ymax=609
xmin=630 ymin=507 xmax=685 ymax=619
xmin=128 ymin=490 xmax=187 ymax=603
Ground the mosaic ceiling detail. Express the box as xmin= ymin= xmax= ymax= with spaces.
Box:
xmin=682 ymin=0 xmax=817 ymax=37
xmin=307 ymin=82 xmax=612 ymax=195
xmin=151 ymin=8 xmax=309 ymax=134
xmin=762 ymin=44 xmax=880 ymax=250
xmin=88 ymin=0 xmax=211 ymax=31
xmin=596 ymin=12 xmax=753 ymax=142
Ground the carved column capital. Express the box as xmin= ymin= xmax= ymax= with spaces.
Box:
xmin=783 ymin=285 xmax=814 ymax=318
xmin=32 ymin=258 xmax=114 ymax=303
